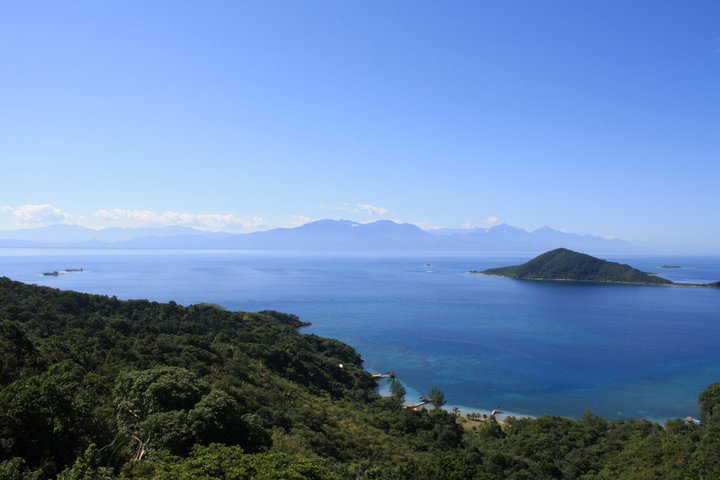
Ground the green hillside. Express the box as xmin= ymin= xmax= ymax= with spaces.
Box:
xmin=482 ymin=248 xmax=673 ymax=285
xmin=1 ymin=277 xmax=719 ymax=479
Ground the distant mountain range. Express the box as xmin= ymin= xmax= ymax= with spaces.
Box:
xmin=0 ymin=220 xmax=642 ymax=253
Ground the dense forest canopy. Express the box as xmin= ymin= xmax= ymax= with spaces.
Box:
xmin=0 ymin=276 xmax=718 ymax=479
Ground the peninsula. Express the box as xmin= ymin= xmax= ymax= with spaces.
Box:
xmin=477 ymin=248 xmax=703 ymax=286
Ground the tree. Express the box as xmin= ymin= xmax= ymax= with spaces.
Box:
xmin=0 ymin=458 xmax=34 ymax=480
xmin=0 ymin=361 xmax=93 ymax=472
xmin=114 ymin=367 xmax=209 ymax=459
xmin=57 ymin=444 xmax=114 ymax=480
xmin=389 ymin=379 xmax=406 ymax=403
xmin=119 ymin=444 xmax=341 ymax=479
xmin=114 ymin=368 xmax=270 ymax=459
xmin=699 ymin=383 xmax=720 ymax=424
xmin=428 ymin=387 xmax=446 ymax=409
xmin=0 ymin=320 xmax=44 ymax=385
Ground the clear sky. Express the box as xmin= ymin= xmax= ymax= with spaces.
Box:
xmin=0 ymin=1 xmax=718 ymax=249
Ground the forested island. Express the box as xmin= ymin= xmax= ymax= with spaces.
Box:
xmin=478 ymin=248 xmax=720 ymax=287
xmin=1 ymin=276 xmax=720 ymax=479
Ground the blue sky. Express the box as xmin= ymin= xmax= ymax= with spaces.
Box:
xmin=0 ymin=1 xmax=718 ymax=248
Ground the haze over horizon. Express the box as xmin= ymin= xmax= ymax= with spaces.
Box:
xmin=1 ymin=1 xmax=718 ymax=251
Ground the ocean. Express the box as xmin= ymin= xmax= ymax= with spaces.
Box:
xmin=1 ymin=248 xmax=719 ymax=422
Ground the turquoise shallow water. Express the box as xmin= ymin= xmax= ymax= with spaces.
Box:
xmin=1 ymin=249 xmax=719 ymax=421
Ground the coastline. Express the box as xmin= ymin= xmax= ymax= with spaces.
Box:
xmin=471 ymin=271 xmax=718 ymax=288
xmin=377 ymin=379 xmax=531 ymax=422
xmin=3 ymin=250 xmax=718 ymax=423
xmin=375 ymin=377 xmax=677 ymax=425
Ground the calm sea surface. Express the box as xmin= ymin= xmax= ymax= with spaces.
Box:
xmin=1 ymin=249 xmax=719 ymax=422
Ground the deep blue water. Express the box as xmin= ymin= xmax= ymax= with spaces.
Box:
xmin=1 ymin=249 xmax=719 ymax=422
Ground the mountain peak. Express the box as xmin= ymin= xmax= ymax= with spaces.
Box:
xmin=533 ymin=225 xmax=559 ymax=234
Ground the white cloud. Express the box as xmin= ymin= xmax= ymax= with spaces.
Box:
xmin=460 ymin=216 xmax=503 ymax=230
xmin=415 ymin=221 xmax=446 ymax=231
xmin=319 ymin=202 xmax=392 ymax=219
xmin=93 ymin=209 xmax=265 ymax=232
xmin=482 ymin=216 xmax=503 ymax=226
xmin=0 ymin=204 xmax=75 ymax=227
xmin=287 ymin=214 xmax=313 ymax=227
xmin=356 ymin=203 xmax=390 ymax=217
xmin=480 ymin=216 xmax=502 ymax=227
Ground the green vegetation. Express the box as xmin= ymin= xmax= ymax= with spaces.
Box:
xmin=428 ymin=387 xmax=446 ymax=409
xmin=480 ymin=248 xmax=673 ymax=285
xmin=1 ymin=276 xmax=719 ymax=479
xmin=388 ymin=379 xmax=406 ymax=404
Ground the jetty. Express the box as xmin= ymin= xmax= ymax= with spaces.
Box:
xmin=403 ymin=396 xmax=431 ymax=411
xmin=463 ymin=406 xmax=504 ymax=424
